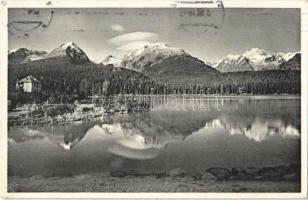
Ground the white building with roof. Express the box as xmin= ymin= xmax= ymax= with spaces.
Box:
xmin=16 ymin=75 xmax=41 ymax=93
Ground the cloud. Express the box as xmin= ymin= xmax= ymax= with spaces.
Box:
xmin=108 ymin=32 xmax=159 ymax=46
xmin=111 ymin=24 xmax=124 ymax=32
xmin=117 ymin=41 xmax=151 ymax=52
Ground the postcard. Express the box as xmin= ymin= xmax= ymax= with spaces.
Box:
xmin=0 ymin=0 xmax=307 ymax=198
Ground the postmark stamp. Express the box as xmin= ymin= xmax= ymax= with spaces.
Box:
xmin=8 ymin=9 xmax=54 ymax=38
xmin=176 ymin=1 xmax=225 ymax=36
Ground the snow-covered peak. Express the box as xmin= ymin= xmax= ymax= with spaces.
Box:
xmin=243 ymin=48 xmax=271 ymax=62
xmin=215 ymin=54 xmax=252 ymax=72
xmin=144 ymin=42 xmax=169 ymax=49
xmin=121 ymin=42 xmax=190 ymax=71
xmin=214 ymin=48 xmax=300 ymax=72
xmin=9 ymin=48 xmax=46 ymax=55
xmin=9 ymin=42 xmax=90 ymax=64
xmin=8 ymin=48 xmax=48 ymax=64
xmin=144 ymin=42 xmax=184 ymax=53
xmin=121 ymin=42 xmax=218 ymax=74
xmin=48 ymin=42 xmax=82 ymax=57
xmin=46 ymin=42 xmax=90 ymax=64
xmin=59 ymin=42 xmax=78 ymax=50
xmin=126 ymin=42 xmax=185 ymax=57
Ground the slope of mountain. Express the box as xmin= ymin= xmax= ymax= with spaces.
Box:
xmin=101 ymin=55 xmax=121 ymax=67
xmin=120 ymin=43 xmax=220 ymax=84
xmin=279 ymin=52 xmax=301 ymax=70
xmin=203 ymin=60 xmax=213 ymax=67
xmin=215 ymin=48 xmax=300 ymax=72
xmin=8 ymin=48 xmax=47 ymax=64
xmin=122 ymin=43 xmax=185 ymax=71
xmin=121 ymin=43 xmax=219 ymax=76
xmin=9 ymin=42 xmax=91 ymax=66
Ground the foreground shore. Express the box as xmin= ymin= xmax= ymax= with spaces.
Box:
xmin=8 ymin=164 xmax=300 ymax=192
xmin=8 ymin=172 xmax=300 ymax=192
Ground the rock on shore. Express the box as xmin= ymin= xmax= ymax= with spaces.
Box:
xmin=108 ymin=163 xmax=300 ymax=182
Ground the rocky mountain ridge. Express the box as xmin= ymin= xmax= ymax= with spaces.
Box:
xmin=214 ymin=48 xmax=300 ymax=72
xmin=9 ymin=43 xmax=300 ymax=74
xmin=9 ymin=42 xmax=90 ymax=65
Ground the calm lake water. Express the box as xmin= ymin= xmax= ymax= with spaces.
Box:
xmin=8 ymin=96 xmax=301 ymax=177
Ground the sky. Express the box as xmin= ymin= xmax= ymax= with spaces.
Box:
xmin=8 ymin=8 xmax=300 ymax=62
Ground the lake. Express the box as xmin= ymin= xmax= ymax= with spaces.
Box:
xmin=8 ymin=96 xmax=301 ymax=178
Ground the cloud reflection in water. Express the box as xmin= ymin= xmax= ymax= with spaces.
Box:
xmin=89 ymin=123 xmax=166 ymax=160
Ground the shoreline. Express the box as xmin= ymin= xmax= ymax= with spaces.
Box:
xmin=8 ymin=164 xmax=300 ymax=192
xmin=8 ymin=94 xmax=301 ymax=127
xmin=8 ymin=172 xmax=300 ymax=193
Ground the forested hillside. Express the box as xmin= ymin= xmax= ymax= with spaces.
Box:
xmin=8 ymin=61 xmax=163 ymax=103
xmin=9 ymin=60 xmax=300 ymax=100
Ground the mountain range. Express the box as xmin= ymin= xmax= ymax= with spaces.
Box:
xmin=9 ymin=42 xmax=90 ymax=65
xmin=214 ymin=48 xmax=300 ymax=72
xmin=8 ymin=48 xmax=47 ymax=64
xmin=102 ymin=45 xmax=300 ymax=73
xmin=122 ymin=43 xmax=218 ymax=75
xmin=9 ymin=42 xmax=300 ymax=74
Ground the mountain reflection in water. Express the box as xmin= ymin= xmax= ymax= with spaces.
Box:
xmin=202 ymin=118 xmax=300 ymax=142
xmin=8 ymin=98 xmax=300 ymax=177
xmin=9 ymin=121 xmax=96 ymax=150
xmin=9 ymin=114 xmax=300 ymax=157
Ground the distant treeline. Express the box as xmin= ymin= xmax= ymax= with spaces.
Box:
xmin=163 ymin=70 xmax=300 ymax=95
xmin=8 ymin=61 xmax=301 ymax=105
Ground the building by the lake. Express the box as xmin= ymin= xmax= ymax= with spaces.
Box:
xmin=16 ymin=75 xmax=41 ymax=93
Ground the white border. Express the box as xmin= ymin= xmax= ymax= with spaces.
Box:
xmin=0 ymin=0 xmax=307 ymax=198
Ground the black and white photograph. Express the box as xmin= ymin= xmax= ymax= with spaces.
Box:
xmin=1 ymin=1 xmax=307 ymax=197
